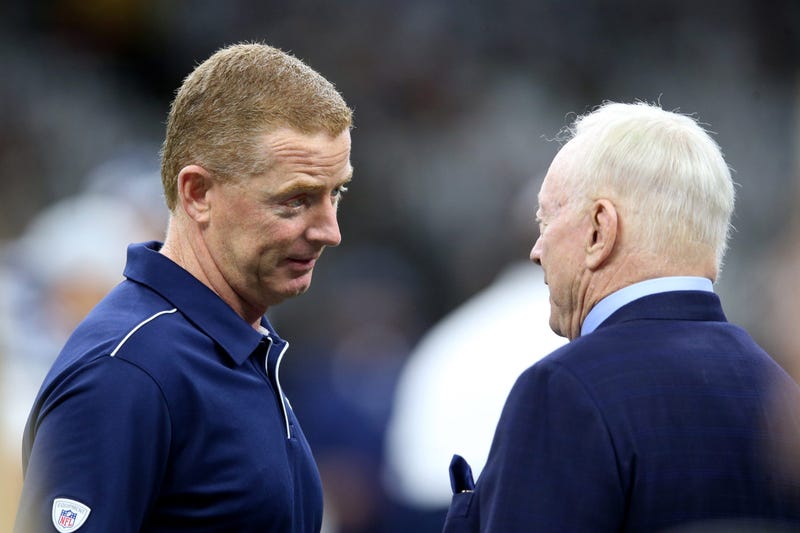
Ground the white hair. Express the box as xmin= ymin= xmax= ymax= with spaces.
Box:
xmin=560 ymin=101 xmax=735 ymax=270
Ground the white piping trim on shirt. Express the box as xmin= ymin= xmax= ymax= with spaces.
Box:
xmin=262 ymin=335 xmax=292 ymax=440
xmin=110 ymin=308 xmax=178 ymax=357
xmin=275 ymin=340 xmax=291 ymax=439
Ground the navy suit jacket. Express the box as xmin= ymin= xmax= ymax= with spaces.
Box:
xmin=443 ymin=291 xmax=800 ymax=532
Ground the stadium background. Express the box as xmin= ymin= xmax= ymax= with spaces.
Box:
xmin=1 ymin=1 xmax=799 ymax=531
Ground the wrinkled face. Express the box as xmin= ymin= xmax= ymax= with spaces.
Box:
xmin=530 ymin=145 xmax=590 ymax=339
xmin=205 ymin=128 xmax=352 ymax=313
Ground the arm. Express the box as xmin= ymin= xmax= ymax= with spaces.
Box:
xmin=15 ymin=356 xmax=171 ymax=533
xmin=476 ymin=359 xmax=625 ymax=532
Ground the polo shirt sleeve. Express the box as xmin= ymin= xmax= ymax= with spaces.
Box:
xmin=473 ymin=359 xmax=625 ymax=532
xmin=15 ymin=356 xmax=171 ymax=533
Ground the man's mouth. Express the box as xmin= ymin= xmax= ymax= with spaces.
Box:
xmin=286 ymin=255 xmax=318 ymax=269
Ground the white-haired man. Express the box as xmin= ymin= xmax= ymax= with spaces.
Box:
xmin=444 ymin=101 xmax=800 ymax=532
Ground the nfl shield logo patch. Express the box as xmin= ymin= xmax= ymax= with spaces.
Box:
xmin=52 ymin=498 xmax=91 ymax=532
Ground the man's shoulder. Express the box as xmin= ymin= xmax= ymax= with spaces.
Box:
xmin=519 ymin=315 xmax=777 ymax=402
xmin=52 ymin=280 xmax=198 ymax=381
xmin=529 ymin=333 xmax=612 ymax=371
xmin=514 ymin=325 xmax=669 ymax=389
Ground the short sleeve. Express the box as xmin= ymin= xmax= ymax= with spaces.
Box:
xmin=15 ymin=356 xmax=171 ymax=533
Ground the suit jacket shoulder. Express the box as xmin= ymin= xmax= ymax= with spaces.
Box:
xmin=444 ymin=291 xmax=800 ymax=532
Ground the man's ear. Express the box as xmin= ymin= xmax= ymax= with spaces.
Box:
xmin=176 ymin=165 xmax=214 ymax=223
xmin=585 ymin=198 xmax=618 ymax=271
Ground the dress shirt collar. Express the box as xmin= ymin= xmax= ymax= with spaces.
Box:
xmin=580 ymin=276 xmax=714 ymax=337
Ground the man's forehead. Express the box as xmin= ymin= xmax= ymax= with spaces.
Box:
xmin=259 ymin=126 xmax=350 ymax=166
xmin=262 ymin=127 xmax=351 ymax=152
xmin=536 ymin=178 xmax=554 ymax=212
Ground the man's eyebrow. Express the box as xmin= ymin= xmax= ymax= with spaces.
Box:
xmin=275 ymin=171 xmax=353 ymax=196
xmin=275 ymin=179 xmax=326 ymax=196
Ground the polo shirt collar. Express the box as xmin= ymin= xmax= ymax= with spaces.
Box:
xmin=123 ymin=241 xmax=284 ymax=366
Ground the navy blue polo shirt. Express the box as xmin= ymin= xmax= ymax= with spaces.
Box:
xmin=15 ymin=241 xmax=323 ymax=533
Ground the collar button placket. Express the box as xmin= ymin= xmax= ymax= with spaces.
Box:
xmin=262 ymin=334 xmax=292 ymax=440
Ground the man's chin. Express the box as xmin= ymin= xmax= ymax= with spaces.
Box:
xmin=289 ymin=284 xmax=311 ymax=297
xmin=283 ymin=277 xmax=313 ymax=298
xmin=267 ymin=284 xmax=310 ymax=308
xmin=266 ymin=271 xmax=314 ymax=304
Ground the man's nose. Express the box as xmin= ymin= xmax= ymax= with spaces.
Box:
xmin=308 ymin=202 xmax=342 ymax=247
xmin=530 ymin=236 xmax=542 ymax=265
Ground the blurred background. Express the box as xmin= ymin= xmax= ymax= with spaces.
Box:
xmin=1 ymin=1 xmax=799 ymax=531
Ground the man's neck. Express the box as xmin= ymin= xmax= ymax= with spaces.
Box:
xmin=161 ymin=217 xmax=266 ymax=330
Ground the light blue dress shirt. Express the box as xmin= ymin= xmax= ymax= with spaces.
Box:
xmin=580 ymin=276 xmax=714 ymax=337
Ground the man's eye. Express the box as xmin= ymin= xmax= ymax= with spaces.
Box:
xmin=285 ymin=196 xmax=307 ymax=208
